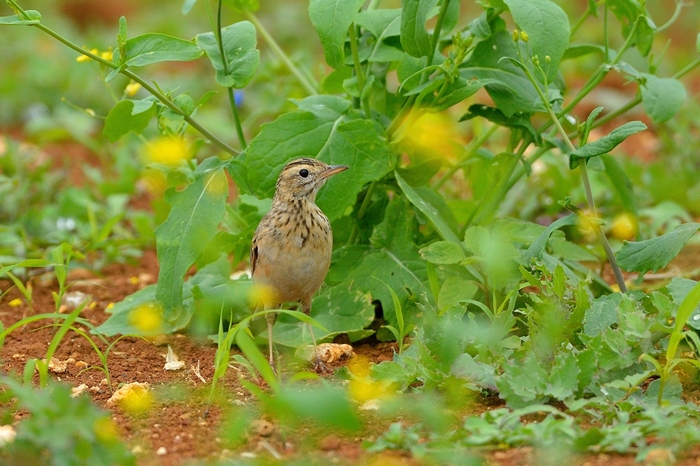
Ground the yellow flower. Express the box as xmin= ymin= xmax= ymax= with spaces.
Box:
xmin=9 ymin=298 xmax=22 ymax=307
xmin=140 ymin=168 xmax=167 ymax=196
xmin=125 ymin=82 xmax=141 ymax=97
xmin=611 ymin=212 xmax=637 ymax=241
xmin=347 ymin=356 xmax=395 ymax=403
xmin=403 ymin=112 xmax=463 ymax=160
xmin=93 ymin=417 xmax=118 ymax=443
xmin=144 ymin=137 xmax=191 ymax=166
xmin=100 ymin=49 xmax=113 ymax=61
xmin=128 ymin=302 xmax=163 ymax=334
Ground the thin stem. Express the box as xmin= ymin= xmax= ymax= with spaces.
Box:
xmin=347 ymin=181 xmax=378 ymax=245
xmin=348 ymin=23 xmax=371 ymax=118
xmin=30 ymin=21 xmax=239 ymax=156
xmin=244 ymin=11 xmax=318 ymax=96
xmin=656 ymin=0 xmax=685 ymax=33
xmin=217 ymin=0 xmax=247 ymax=148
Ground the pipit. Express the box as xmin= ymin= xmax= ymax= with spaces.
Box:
xmin=251 ymin=158 xmax=348 ymax=368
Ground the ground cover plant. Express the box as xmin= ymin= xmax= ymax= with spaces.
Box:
xmin=1 ymin=0 xmax=700 ymax=464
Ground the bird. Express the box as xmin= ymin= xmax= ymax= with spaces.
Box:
xmin=250 ymin=158 xmax=348 ymax=369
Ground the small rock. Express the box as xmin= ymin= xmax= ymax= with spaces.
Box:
xmin=644 ymin=448 xmax=675 ymax=465
xmin=314 ymin=343 xmax=354 ymax=364
xmin=0 ymin=425 xmax=16 ymax=446
xmin=11 ymin=354 xmax=24 ymax=360
xmin=89 ymin=386 xmax=101 ymax=393
xmin=47 ymin=357 xmax=74 ymax=373
xmin=106 ymin=382 xmax=150 ymax=407
xmin=61 ymin=291 xmax=90 ymax=311
xmin=250 ymin=419 xmax=275 ymax=437
xmin=71 ymin=384 xmax=88 ymax=397
xmin=358 ymin=399 xmax=381 ymax=411
xmin=156 ymin=446 xmax=167 ymax=456
xmin=163 ymin=346 xmax=186 ymax=371
xmin=131 ymin=445 xmax=143 ymax=455
xmin=75 ymin=360 xmax=88 ymax=369
xmin=319 ymin=435 xmax=342 ymax=451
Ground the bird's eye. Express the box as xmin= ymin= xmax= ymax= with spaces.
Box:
xmin=299 ymin=169 xmax=309 ymax=178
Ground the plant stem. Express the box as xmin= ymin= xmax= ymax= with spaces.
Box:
xmin=516 ymin=41 xmax=627 ymax=291
xmin=29 ymin=20 xmax=239 ymax=156
xmin=347 ymin=181 xmax=378 ymax=245
xmin=244 ymin=11 xmax=318 ymax=96
xmin=348 ymin=23 xmax=371 ymax=118
xmin=217 ymin=0 xmax=247 ymax=149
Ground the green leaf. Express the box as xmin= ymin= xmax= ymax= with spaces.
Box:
xmin=504 ymin=0 xmax=570 ymax=83
xmin=569 ymin=121 xmax=647 ymax=168
xmin=608 ymin=0 xmax=656 ymax=56
xmin=460 ymin=104 xmax=539 ymax=143
xmin=309 ymin=0 xmax=365 ymax=69
xmin=270 ymin=285 xmax=375 ymax=347
xmin=463 ymin=225 xmax=522 ymax=292
xmin=462 ymin=31 xmax=548 ymax=116
xmin=396 ymin=172 xmax=460 ymax=243
xmin=195 ymin=21 xmax=259 ymax=88
xmin=640 ymin=74 xmax=686 ymax=124
xmin=244 ymin=95 xmax=394 ymax=221
xmin=274 ymin=384 xmax=361 ymax=431
xmin=102 ymin=100 xmax=156 ymax=142
xmin=355 ymin=9 xmax=401 ymax=38
xmin=400 ymin=0 xmax=438 ymax=58
xmin=155 ymin=168 xmax=229 ymax=319
xmin=616 ymin=222 xmax=700 ymax=273
xmin=438 ymin=277 xmax=478 ymax=310
xmin=419 ymin=241 xmax=465 ymax=264
xmin=123 ymin=33 xmax=203 ymax=67
xmin=583 ymin=293 xmax=621 ymax=337
xmin=0 ymin=10 xmax=40 ymax=25
xmin=523 ymin=214 xmax=578 ymax=263
xmin=327 ymin=199 xmax=429 ymax=332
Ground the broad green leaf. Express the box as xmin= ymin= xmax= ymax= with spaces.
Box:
xmin=569 ymin=121 xmax=646 ymax=168
xmin=583 ymin=293 xmax=621 ymax=337
xmin=102 ymin=100 xmax=156 ymax=142
xmin=601 ymin=154 xmax=636 ymax=215
xmin=244 ymin=95 xmax=394 ymax=221
xmin=461 ymin=31 xmax=548 ymax=116
xmin=617 ymin=222 xmax=700 ymax=273
xmin=195 ymin=21 xmax=259 ymax=88
xmin=270 ymin=285 xmax=375 ymax=347
xmin=122 ymin=33 xmax=203 ymax=67
xmin=608 ymin=0 xmax=656 ymax=56
xmin=155 ymin=168 xmax=229 ymax=319
xmin=0 ymin=10 xmax=40 ymax=25
xmin=326 ymin=199 xmax=429 ymax=332
xmin=419 ymin=241 xmax=465 ymax=264
xmin=400 ymin=0 xmax=438 ymax=58
xmin=355 ymin=9 xmax=401 ymax=38
xmin=396 ymin=173 xmax=460 ymax=243
xmin=309 ymin=0 xmax=365 ymax=69
xmin=504 ymin=0 xmax=570 ymax=83
xmin=427 ymin=78 xmax=499 ymax=112
xmin=640 ymin=74 xmax=686 ymax=124
xmin=438 ymin=277 xmax=478 ymax=310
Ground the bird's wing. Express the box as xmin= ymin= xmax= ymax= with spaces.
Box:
xmin=250 ymin=239 xmax=259 ymax=276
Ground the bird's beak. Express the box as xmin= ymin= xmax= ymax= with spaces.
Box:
xmin=320 ymin=164 xmax=349 ymax=179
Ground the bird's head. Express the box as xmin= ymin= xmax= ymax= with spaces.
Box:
xmin=273 ymin=158 xmax=348 ymax=202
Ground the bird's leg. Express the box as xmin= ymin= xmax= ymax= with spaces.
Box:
xmin=265 ymin=306 xmax=279 ymax=368
xmin=302 ymin=299 xmax=329 ymax=373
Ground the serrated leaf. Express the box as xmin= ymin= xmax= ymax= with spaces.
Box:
xmin=195 ymin=21 xmax=259 ymax=88
xmin=583 ymin=293 xmax=621 ymax=337
xmin=400 ymin=0 xmax=438 ymax=58
xmin=309 ymin=0 xmax=365 ymax=69
xmin=244 ymin=95 xmax=394 ymax=221
xmin=569 ymin=121 xmax=646 ymax=168
xmin=504 ymin=0 xmax=570 ymax=83
xmin=616 ymin=222 xmax=700 ymax=273
xmin=0 ymin=10 xmax=40 ymax=25
xmin=123 ymin=33 xmax=203 ymax=67
xmin=102 ymin=100 xmax=156 ymax=142
xmin=155 ymin=168 xmax=229 ymax=319
xmin=640 ymin=74 xmax=686 ymax=124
